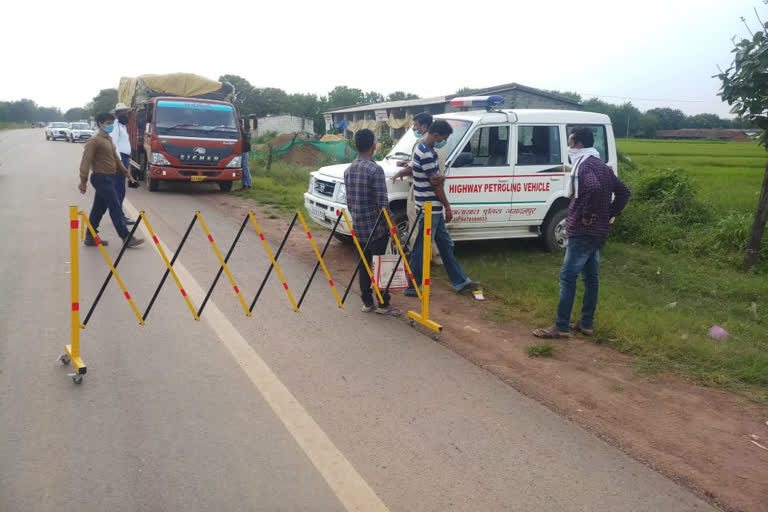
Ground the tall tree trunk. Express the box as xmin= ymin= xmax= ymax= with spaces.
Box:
xmin=743 ymin=159 xmax=768 ymax=271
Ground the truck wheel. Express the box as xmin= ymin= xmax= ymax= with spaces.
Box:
xmin=333 ymin=233 xmax=352 ymax=243
xmin=542 ymin=207 xmax=569 ymax=252
xmin=45 ymin=134 xmax=50 ymax=141
xmin=148 ymin=177 xmax=159 ymax=192
xmin=218 ymin=181 xmax=233 ymax=192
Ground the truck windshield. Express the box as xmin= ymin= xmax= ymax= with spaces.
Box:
xmin=386 ymin=119 xmax=472 ymax=161
xmin=155 ymin=100 xmax=239 ymax=140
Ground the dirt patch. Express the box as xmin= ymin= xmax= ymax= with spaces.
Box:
xmin=269 ymin=133 xmax=298 ymax=149
xmin=281 ymin=143 xmax=325 ymax=167
xmin=204 ymin=193 xmax=768 ymax=512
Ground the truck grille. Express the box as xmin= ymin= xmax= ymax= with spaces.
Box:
xmin=315 ymin=179 xmax=335 ymax=197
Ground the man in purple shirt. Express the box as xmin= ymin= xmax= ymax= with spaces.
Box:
xmin=534 ymin=126 xmax=631 ymax=339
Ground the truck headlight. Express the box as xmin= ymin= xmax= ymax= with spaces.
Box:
xmin=308 ymin=176 xmax=316 ymax=194
xmin=151 ymin=152 xmax=171 ymax=166
xmin=337 ymin=184 xmax=347 ymax=203
xmin=226 ymin=155 xmax=242 ymax=168
xmin=73 ymin=131 xmax=80 ymax=136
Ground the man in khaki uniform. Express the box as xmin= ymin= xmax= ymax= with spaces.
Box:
xmin=78 ymin=112 xmax=144 ymax=248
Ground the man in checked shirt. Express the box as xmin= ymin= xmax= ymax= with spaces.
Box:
xmin=534 ymin=126 xmax=630 ymax=339
xmin=344 ymin=129 xmax=400 ymax=315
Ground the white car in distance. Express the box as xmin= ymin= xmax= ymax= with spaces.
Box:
xmin=67 ymin=122 xmax=95 ymax=143
xmin=45 ymin=122 xmax=70 ymax=141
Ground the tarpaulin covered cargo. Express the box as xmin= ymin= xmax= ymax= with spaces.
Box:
xmin=119 ymin=73 xmax=235 ymax=108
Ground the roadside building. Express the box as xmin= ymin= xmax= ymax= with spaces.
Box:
xmin=255 ymin=115 xmax=315 ymax=138
xmin=325 ymin=82 xmax=582 ymax=138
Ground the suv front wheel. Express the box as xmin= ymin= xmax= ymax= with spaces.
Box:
xmin=542 ymin=206 xmax=569 ymax=252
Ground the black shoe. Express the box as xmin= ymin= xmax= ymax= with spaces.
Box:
xmin=457 ymin=281 xmax=480 ymax=294
xmin=122 ymin=235 xmax=145 ymax=248
xmin=84 ymin=234 xmax=108 ymax=246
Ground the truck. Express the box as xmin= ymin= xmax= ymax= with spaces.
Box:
xmin=119 ymin=73 xmax=244 ymax=192
xmin=304 ymin=96 xmax=618 ymax=251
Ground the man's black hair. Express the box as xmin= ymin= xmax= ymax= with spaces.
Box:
xmin=355 ymin=129 xmax=375 ymax=153
xmin=428 ymin=120 xmax=453 ymax=137
xmin=413 ymin=112 xmax=433 ymax=128
xmin=96 ymin=112 xmax=115 ymax=126
xmin=570 ymin=126 xmax=594 ymax=148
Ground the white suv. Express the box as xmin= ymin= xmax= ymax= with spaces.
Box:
xmin=45 ymin=122 xmax=70 ymax=141
xmin=304 ymin=100 xmax=617 ymax=251
xmin=67 ymin=122 xmax=95 ymax=143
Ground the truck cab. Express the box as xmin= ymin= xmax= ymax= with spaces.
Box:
xmin=129 ymin=97 xmax=243 ymax=192
xmin=304 ymin=98 xmax=617 ymax=251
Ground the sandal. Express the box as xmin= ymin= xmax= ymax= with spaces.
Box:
xmin=570 ymin=322 xmax=594 ymax=336
xmin=361 ymin=304 xmax=374 ymax=313
xmin=375 ymin=306 xmax=402 ymax=317
xmin=532 ymin=326 xmax=570 ymax=339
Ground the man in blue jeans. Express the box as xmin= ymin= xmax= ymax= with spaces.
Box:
xmin=534 ymin=126 xmax=630 ymax=339
xmin=78 ymin=112 xmax=144 ymax=248
xmin=237 ymin=122 xmax=252 ymax=190
xmin=404 ymin=121 xmax=476 ymax=297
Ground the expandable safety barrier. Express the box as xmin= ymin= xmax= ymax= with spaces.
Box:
xmin=59 ymin=204 xmax=441 ymax=384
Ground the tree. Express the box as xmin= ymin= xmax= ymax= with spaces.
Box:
xmin=717 ymin=8 xmax=768 ymax=270
xmin=362 ymin=91 xmax=385 ymax=104
xmin=386 ymin=91 xmax=419 ymax=102
xmin=647 ymin=107 xmax=686 ymax=130
xmin=327 ymin=86 xmax=364 ymax=109
xmin=686 ymin=113 xmax=727 ymax=129
xmin=456 ymin=87 xmax=477 ymax=95
xmin=65 ymin=107 xmax=88 ymax=122
xmin=86 ymin=89 xmax=118 ymax=117
xmin=219 ymin=74 xmax=257 ymax=116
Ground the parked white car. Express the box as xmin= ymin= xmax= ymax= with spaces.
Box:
xmin=304 ymin=98 xmax=617 ymax=251
xmin=45 ymin=122 xmax=70 ymax=141
xmin=67 ymin=122 xmax=95 ymax=143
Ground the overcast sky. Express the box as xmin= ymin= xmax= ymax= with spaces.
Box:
xmin=2 ymin=0 xmax=762 ymax=117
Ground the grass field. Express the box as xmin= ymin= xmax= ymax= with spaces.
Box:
xmin=618 ymin=138 xmax=766 ymax=212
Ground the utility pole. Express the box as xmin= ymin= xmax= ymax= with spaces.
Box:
xmin=626 ymin=115 xmax=630 ymax=138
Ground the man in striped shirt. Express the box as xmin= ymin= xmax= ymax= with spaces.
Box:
xmin=405 ymin=121 xmax=476 ymax=297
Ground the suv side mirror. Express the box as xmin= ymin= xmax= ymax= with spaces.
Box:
xmin=452 ymin=152 xmax=474 ymax=168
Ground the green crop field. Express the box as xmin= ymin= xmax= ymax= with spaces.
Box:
xmin=618 ymin=138 xmax=766 ymax=212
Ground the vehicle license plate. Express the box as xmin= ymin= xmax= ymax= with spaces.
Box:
xmin=190 ymin=176 xmax=206 ymax=182
xmin=309 ymin=205 xmax=326 ymax=221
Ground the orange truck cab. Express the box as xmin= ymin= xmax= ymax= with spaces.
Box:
xmin=121 ymin=74 xmax=243 ymax=192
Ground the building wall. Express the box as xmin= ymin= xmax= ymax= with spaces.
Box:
xmin=256 ymin=115 xmax=315 ymax=137
xmin=445 ymin=90 xmax=581 ymax=112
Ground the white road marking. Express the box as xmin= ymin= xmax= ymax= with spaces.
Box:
xmin=123 ymin=200 xmax=389 ymax=512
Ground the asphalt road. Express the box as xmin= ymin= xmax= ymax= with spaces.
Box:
xmin=0 ymin=128 xmax=712 ymax=512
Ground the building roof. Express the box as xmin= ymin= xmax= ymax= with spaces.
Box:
xmin=325 ymin=82 xmax=582 ymax=115
xmin=326 ymin=95 xmax=450 ymax=114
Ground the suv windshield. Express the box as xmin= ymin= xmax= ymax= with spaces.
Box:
xmin=155 ymin=100 xmax=239 ymax=140
xmin=51 ymin=122 xmax=68 ymax=128
xmin=70 ymin=123 xmax=89 ymax=130
xmin=387 ymin=119 xmax=472 ymax=162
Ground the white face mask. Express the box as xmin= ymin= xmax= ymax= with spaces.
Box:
xmin=567 ymin=147 xmax=579 ymax=164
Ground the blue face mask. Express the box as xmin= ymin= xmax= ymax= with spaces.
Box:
xmin=434 ymin=139 xmax=447 ymax=149
xmin=102 ymin=124 xmax=114 ymax=133
xmin=413 ymin=129 xmax=422 ymax=138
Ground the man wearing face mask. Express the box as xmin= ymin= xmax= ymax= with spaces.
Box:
xmin=79 ymin=112 xmax=144 ymax=248
xmin=404 ymin=121 xmax=477 ymax=297
xmin=392 ymin=112 xmax=445 ymax=263
xmin=111 ymin=103 xmax=134 ymax=224
xmin=533 ymin=126 xmax=630 ymax=339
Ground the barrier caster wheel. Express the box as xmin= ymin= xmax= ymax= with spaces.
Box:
xmin=59 ymin=354 xmax=70 ymax=365
xmin=409 ymin=319 xmax=416 ymax=328
xmin=72 ymin=374 xmax=83 ymax=385
xmin=432 ymin=332 xmax=440 ymax=341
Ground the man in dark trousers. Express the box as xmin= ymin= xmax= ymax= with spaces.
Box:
xmin=534 ymin=126 xmax=630 ymax=339
xmin=78 ymin=112 xmax=144 ymax=248
xmin=344 ymin=129 xmax=399 ymax=315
